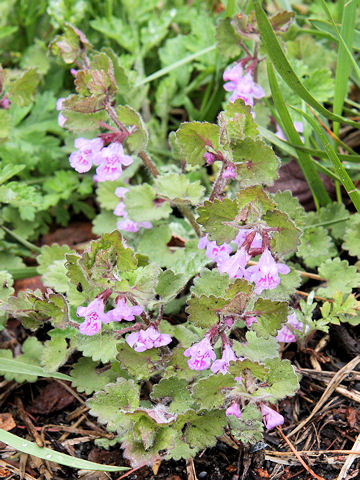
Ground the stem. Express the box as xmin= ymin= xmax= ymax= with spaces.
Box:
xmin=114 ymin=323 xmax=143 ymax=337
xmin=209 ymin=163 xmax=227 ymax=202
xmin=134 ymin=45 xmax=217 ymax=88
xmin=8 ymin=267 xmax=39 ymax=280
xmin=178 ymin=205 xmax=201 ymax=237
xmin=138 ymin=151 xmax=160 ymax=177
xmin=1 ymin=226 xmax=41 ymax=254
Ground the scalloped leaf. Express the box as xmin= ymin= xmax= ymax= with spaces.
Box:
xmin=116 ymin=343 xmax=161 ymax=380
xmin=227 ymin=403 xmax=263 ymax=444
xmin=75 ymin=331 xmax=121 ymax=363
xmin=263 ymin=209 xmax=301 ymax=256
xmin=41 ymin=333 xmax=70 ymax=373
xmin=151 ymin=377 xmax=194 ymax=414
xmin=219 ymin=99 xmax=259 ymax=142
xmin=317 ymin=258 xmax=360 ymax=298
xmin=0 ymin=337 xmax=42 ymax=383
xmin=192 ymin=374 xmax=236 ymax=410
xmin=297 ymin=226 xmax=337 ymax=268
xmin=233 ymin=138 xmax=279 ymax=187
xmin=196 ymin=198 xmax=239 ymax=243
xmin=191 ymin=268 xmax=230 ymax=298
xmin=70 ymin=357 xmax=121 ymax=395
xmin=37 ymin=244 xmax=74 ymax=275
xmin=155 ymin=173 xmax=205 ymax=205
xmin=116 ymin=105 xmax=148 ymax=153
xmin=264 ymin=358 xmax=300 ymax=400
xmin=253 ymin=298 xmax=288 ymax=338
xmin=87 ymin=379 xmax=140 ymax=433
xmin=124 ymin=184 xmax=171 ymax=222
xmin=216 ymin=18 xmax=242 ymax=58
xmin=343 ymin=213 xmax=360 ymax=258
xmin=176 ymin=409 xmax=226 ymax=450
xmin=234 ymin=331 xmax=279 ymax=362
xmin=186 ymin=295 xmax=228 ymax=328
xmin=175 ymin=121 xmax=221 ymax=166
xmin=272 ymin=190 xmax=306 ymax=226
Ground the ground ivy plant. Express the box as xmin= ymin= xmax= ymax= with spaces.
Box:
xmin=1 ymin=8 xmax=360 ymax=469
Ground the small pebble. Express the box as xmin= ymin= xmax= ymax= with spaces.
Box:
xmin=198 ymin=472 xmax=207 ymax=479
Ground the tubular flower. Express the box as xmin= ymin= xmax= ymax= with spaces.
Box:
xmin=261 ymin=405 xmax=284 ymax=430
xmin=126 ymin=326 xmax=172 ymax=352
xmin=244 ymin=248 xmax=290 ymax=294
xmin=77 ymin=297 xmax=106 ymax=336
xmin=226 ymin=402 xmax=242 ymax=418
xmin=93 ymin=142 xmax=133 ymax=182
xmin=211 ymin=344 xmax=237 ymax=375
xmin=104 ymin=298 xmax=144 ymax=323
xmin=184 ymin=337 xmax=216 ymax=371
xmin=69 ymin=137 xmax=104 ymax=173
xmin=223 ymin=63 xmax=265 ymax=106
xmin=276 ymin=312 xmax=308 ymax=343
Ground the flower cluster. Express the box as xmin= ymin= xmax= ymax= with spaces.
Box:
xmin=276 ymin=312 xmax=309 ymax=343
xmin=126 ymin=326 xmax=172 ymax=352
xmin=68 ymin=138 xmax=133 ymax=182
xmin=198 ymin=231 xmax=290 ymax=294
xmin=77 ymin=295 xmax=144 ymax=336
xmin=184 ymin=337 xmax=237 ymax=374
xmin=223 ymin=63 xmax=265 ymax=106
xmin=113 ymin=187 xmax=153 ymax=233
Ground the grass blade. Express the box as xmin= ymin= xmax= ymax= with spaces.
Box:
xmin=253 ymin=0 xmax=360 ymax=129
xmin=0 ymin=430 xmax=128 ymax=472
xmin=292 ymin=106 xmax=360 ymax=212
xmin=0 ymin=358 xmax=72 ymax=381
xmin=333 ymin=0 xmax=358 ymax=136
xmin=267 ymin=61 xmax=330 ymax=208
xmin=318 ymin=0 xmax=360 ymax=85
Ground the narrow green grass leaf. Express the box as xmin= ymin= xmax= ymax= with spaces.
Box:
xmin=319 ymin=0 xmax=360 ymax=85
xmin=332 ymin=0 xmax=357 ymax=136
xmin=0 ymin=358 xmax=72 ymax=381
xmin=267 ymin=62 xmax=330 ymax=208
xmin=0 ymin=430 xmax=128 ymax=472
xmin=253 ymin=0 xmax=359 ymax=129
xmin=293 ymin=106 xmax=360 ymax=212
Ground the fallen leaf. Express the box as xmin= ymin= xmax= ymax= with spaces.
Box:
xmin=29 ymin=382 xmax=75 ymax=414
xmin=0 ymin=413 xmax=16 ymax=431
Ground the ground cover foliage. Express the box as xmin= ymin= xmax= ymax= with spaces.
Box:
xmin=0 ymin=0 xmax=360 ymax=478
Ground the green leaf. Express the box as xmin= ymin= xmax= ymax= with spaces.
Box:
xmin=71 ymin=358 xmax=120 ymax=395
xmin=155 ymin=270 xmax=187 ymax=303
xmin=0 ymin=164 xmax=25 ymax=185
xmin=96 ymin=180 xmax=124 ymax=210
xmin=75 ymin=331 xmax=121 ymax=363
xmin=182 ymin=409 xmax=226 ymax=449
xmin=175 ymin=122 xmax=221 ymax=166
xmin=316 ymin=203 xmax=350 ymax=240
xmin=186 ymin=295 xmax=228 ymax=328
xmin=297 ymin=227 xmax=337 ymax=269
xmin=9 ymin=69 xmax=40 ymax=106
xmin=137 ymin=225 xmax=173 ymax=266
xmin=235 ymin=331 xmax=279 ymax=362
xmin=0 ymin=430 xmax=127 ymax=472
xmin=37 ymin=244 xmax=73 ymax=275
xmin=219 ymin=99 xmax=259 ymax=142
xmin=233 ymin=137 xmax=279 ymax=187
xmin=116 ymin=343 xmax=161 ymax=380
xmin=216 ymin=18 xmax=242 ymax=58
xmin=227 ymin=403 xmax=263 ymax=444
xmin=41 ymin=335 xmax=69 ymax=373
xmin=116 ymin=105 xmax=148 ymax=153
xmin=191 ymin=268 xmax=230 ymax=298
xmin=263 ymin=209 xmax=301 ymax=256
xmin=253 ymin=0 xmax=359 ymax=129
xmin=196 ymin=198 xmax=239 ymax=243
xmin=151 ymin=377 xmax=194 ymax=414
xmin=343 ymin=213 xmax=360 ymax=258
xmin=62 ymin=110 xmax=107 ymax=132
xmin=192 ymin=374 xmax=236 ymax=410
xmin=92 ymin=210 xmax=119 ymax=235
xmin=264 ymin=358 xmax=300 ymax=400
xmin=236 ymin=185 xmax=275 ymax=219
xmin=87 ymin=379 xmax=140 ymax=433
xmin=317 ymin=258 xmax=360 ymax=298
xmin=253 ymin=298 xmax=288 ymax=338
xmin=90 ymin=17 xmax=136 ymax=52
xmin=228 ymin=359 xmax=269 ymax=382
xmin=0 ymin=110 xmax=11 ymax=142
xmin=155 ymin=173 xmax=205 ymax=205
xmin=272 ymin=190 xmax=306 ymax=226
xmin=124 ymin=184 xmax=171 ymax=222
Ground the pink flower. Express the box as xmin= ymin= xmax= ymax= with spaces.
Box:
xmin=276 ymin=312 xmax=308 ymax=343
xmin=56 ymin=98 xmax=66 ymax=127
xmin=244 ymin=248 xmax=290 ymax=294
xmin=217 ymin=246 xmax=250 ymax=279
xmin=245 ymin=316 xmax=258 ymax=328
xmin=223 ymin=64 xmax=265 ymax=106
xmin=198 ymin=235 xmax=232 ymax=264
xmin=203 ymin=152 xmax=216 ymax=165
xmin=104 ymin=298 xmax=143 ymax=323
xmin=77 ymin=298 xmax=106 ymax=336
xmin=126 ymin=326 xmax=172 ymax=352
xmin=261 ymin=405 xmax=284 ymax=430
xmin=69 ymin=137 xmax=104 ymax=173
xmin=211 ymin=344 xmax=237 ymax=375
xmin=235 ymin=229 xmax=262 ymax=250
xmin=276 ymin=121 xmax=304 ymax=143
xmin=223 ymin=162 xmax=236 ymax=179
xmin=116 ymin=218 xmax=152 ymax=233
xmin=226 ymin=402 xmax=242 ymax=418
xmin=114 ymin=201 xmax=127 ymax=217
xmin=94 ymin=142 xmax=132 ymax=182
xmin=184 ymin=337 xmax=216 ymax=371
xmin=115 ymin=187 xmax=129 ymax=198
